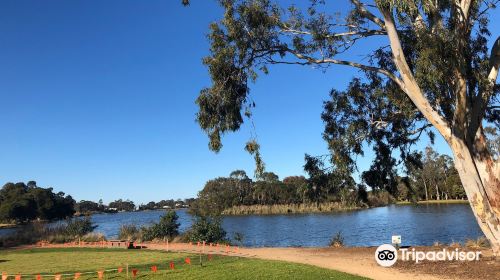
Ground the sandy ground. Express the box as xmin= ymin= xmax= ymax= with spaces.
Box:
xmin=234 ymin=246 xmax=441 ymax=280
xmin=26 ymin=242 xmax=500 ymax=280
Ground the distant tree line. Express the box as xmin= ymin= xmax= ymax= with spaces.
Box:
xmin=75 ymin=198 xmax=196 ymax=214
xmin=191 ymin=147 xmax=467 ymax=215
xmin=0 ymin=181 xmax=75 ymax=223
xmin=137 ymin=198 xmax=196 ymax=211
xmin=190 ymin=169 xmax=364 ymax=216
xmin=75 ymin=199 xmax=135 ymax=213
xmin=398 ymin=147 xmax=466 ymax=202
xmin=108 ymin=199 xmax=136 ymax=212
xmin=75 ymin=200 xmax=106 ymax=214
xmin=0 ymin=180 xmax=195 ymax=227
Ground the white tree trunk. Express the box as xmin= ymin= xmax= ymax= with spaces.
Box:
xmin=451 ymin=136 xmax=500 ymax=255
xmin=381 ymin=6 xmax=500 ymax=255
xmin=423 ymin=179 xmax=429 ymax=201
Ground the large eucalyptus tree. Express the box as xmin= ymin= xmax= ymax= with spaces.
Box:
xmin=184 ymin=0 xmax=500 ymax=253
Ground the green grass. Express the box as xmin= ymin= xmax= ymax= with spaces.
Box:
xmin=0 ymin=248 xmax=368 ymax=280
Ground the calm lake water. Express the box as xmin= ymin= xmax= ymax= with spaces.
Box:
xmin=1 ymin=204 xmax=483 ymax=247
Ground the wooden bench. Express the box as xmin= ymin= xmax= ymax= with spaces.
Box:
xmin=107 ymin=240 xmax=133 ymax=248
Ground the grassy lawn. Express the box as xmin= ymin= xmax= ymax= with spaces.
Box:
xmin=0 ymin=248 xmax=368 ymax=280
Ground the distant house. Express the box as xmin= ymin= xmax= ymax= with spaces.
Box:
xmin=162 ymin=205 xmax=171 ymax=209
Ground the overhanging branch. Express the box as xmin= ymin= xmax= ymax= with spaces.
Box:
xmin=280 ymin=25 xmax=387 ymax=38
xmin=351 ymin=0 xmax=386 ymax=29
xmin=275 ymin=48 xmax=404 ymax=87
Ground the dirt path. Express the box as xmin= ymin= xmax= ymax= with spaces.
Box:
xmin=35 ymin=242 xmax=498 ymax=280
xmin=238 ymin=247 xmax=442 ymax=280
xmin=143 ymin=243 xmax=444 ymax=280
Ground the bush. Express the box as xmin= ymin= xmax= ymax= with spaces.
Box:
xmin=63 ymin=217 xmax=96 ymax=237
xmin=81 ymin=232 xmax=105 ymax=242
xmin=329 ymin=231 xmax=344 ymax=247
xmin=0 ymin=222 xmax=46 ymax=247
xmin=0 ymin=218 xmax=98 ymax=247
xmin=141 ymin=210 xmax=180 ymax=241
xmin=367 ymin=191 xmax=395 ymax=207
xmin=233 ymin=232 xmax=244 ymax=245
xmin=433 ymin=241 xmax=444 ymax=247
xmin=119 ymin=224 xmax=141 ymax=241
xmin=185 ymin=216 xmax=226 ymax=243
xmin=465 ymin=237 xmax=490 ymax=249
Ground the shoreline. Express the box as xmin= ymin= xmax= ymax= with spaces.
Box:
xmin=222 ymin=202 xmax=363 ymax=215
xmin=221 ymin=200 xmax=469 ymax=215
xmin=396 ymin=199 xmax=468 ymax=205
xmin=0 ymin=223 xmax=16 ymax=229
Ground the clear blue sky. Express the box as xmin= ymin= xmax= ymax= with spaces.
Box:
xmin=0 ymin=1 xmax=498 ymax=204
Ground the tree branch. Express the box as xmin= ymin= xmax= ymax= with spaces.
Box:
xmin=269 ymin=47 xmax=404 ymax=87
xmin=280 ymin=25 xmax=387 ymax=38
xmin=350 ymin=0 xmax=386 ymax=29
xmin=468 ymin=36 xmax=500 ymax=142
xmin=477 ymin=0 xmax=500 ymax=18
xmin=459 ymin=0 xmax=473 ymax=20
xmin=408 ymin=124 xmax=433 ymax=137
xmin=380 ymin=6 xmax=452 ymax=143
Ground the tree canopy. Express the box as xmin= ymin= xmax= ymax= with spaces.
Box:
xmin=190 ymin=163 xmax=465 ymax=216
xmin=191 ymin=0 xmax=498 ymax=179
xmin=185 ymin=0 xmax=500 ymax=253
xmin=108 ymin=199 xmax=136 ymax=212
xmin=0 ymin=182 xmax=75 ymax=223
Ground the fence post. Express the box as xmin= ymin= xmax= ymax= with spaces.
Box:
xmin=126 ymin=263 xmax=129 ymax=279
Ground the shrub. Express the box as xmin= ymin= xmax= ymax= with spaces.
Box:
xmin=433 ymin=241 xmax=444 ymax=247
xmin=0 ymin=218 xmax=98 ymax=247
xmin=329 ymin=231 xmax=344 ymax=247
xmin=81 ymin=232 xmax=105 ymax=242
xmin=119 ymin=224 xmax=141 ymax=241
xmin=0 ymin=222 xmax=46 ymax=247
xmin=141 ymin=210 xmax=180 ymax=241
xmin=233 ymin=232 xmax=244 ymax=245
xmin=63 ymin=217 xmax=97 ymax=237
xmin=367 ymin=191 xmax=395 ymax=207
xmin=465 ymin=237 xmax=490 ymax=249
xmin=185 ymin=216 xmax=226 ymax=243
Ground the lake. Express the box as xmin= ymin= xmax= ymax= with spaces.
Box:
xmin=1 ymin=204 xmax=483 ymax=247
